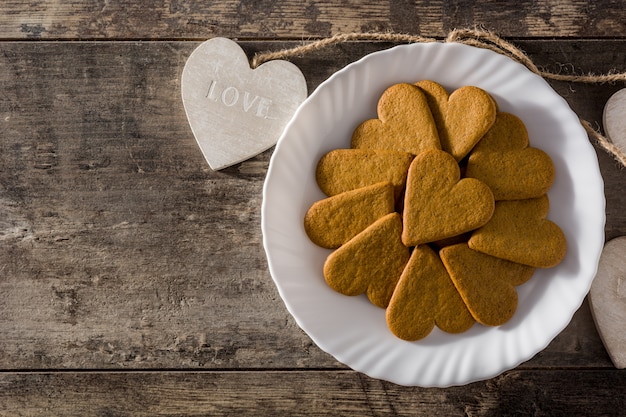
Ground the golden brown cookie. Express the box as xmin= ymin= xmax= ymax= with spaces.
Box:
xmin=415 ymin=80 xmax=497 ymax=161
xmin=465 ymin=112 xmax=555 ymax=200
xmin=315 ymin=148 xmax=414 ymax=199
xmin=304 ymin=80 xmax=568 ymax=340
xmin=402 ymin=149 xmax=495 ymax=246
xmin=468 ymin=196 xmax=567 ymax=268
xmin=431 ymin=232 xmax=472 ymax=249
xmin=304 ymin=182 xmax=395 ymax=249
xmin=350 ymin=83 xmax=440 ymax=155
xmin=323 ymin=213 xmax=410 ymax=308
xmin=386 ymin=245 xmax=475 ymax=341
xmin=440 ymin=243 xmax=535 ymax=326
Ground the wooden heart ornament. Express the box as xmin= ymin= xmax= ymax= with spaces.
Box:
xmin=603 ymin=88 xmax=626 ymax=153
xmin=589 ymin=236 xmax=626 ymax=369
xmin=181 ymin=37 xmax=308 ymax=170
xmin=466 ymin=112 xmax=555 ymax=200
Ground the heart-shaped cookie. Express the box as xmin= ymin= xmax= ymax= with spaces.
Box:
xmin=440 ymin=243 xmax=535 ymax=326
xmin=468 ymin=196 xmax=567 ymax=268
xmin=465 ymin=112 xmax=555 ymax=200
xmin=415 ymin=80 xmax=497 ymax=161
xmin=304 ymin=182 xmax=395 ymax=249
xmin=181 ymin=37 xmax=308 ymax=170
xmin=315 ymin=149 xmax=414 ymax=198
xmin=350 ymin=83 xmax=440 ymax=155
xmin=323 ymin=213 xmax=410 ymax=308
xmin=402 ymin=149 xmax=494 ymax=246
xmin=386 ymin=245 xmax=475 ymax=341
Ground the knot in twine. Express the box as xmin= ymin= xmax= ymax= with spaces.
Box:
xmin=252 ymin=28 xmax=626 ymax=168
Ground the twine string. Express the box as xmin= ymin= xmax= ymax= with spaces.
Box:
xmin=250 ymin=32 xmax=438 ymax=68
xmin=252 ymin=28 xmax=626 ymax=167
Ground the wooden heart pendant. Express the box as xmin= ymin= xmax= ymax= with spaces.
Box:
xmin=589 ymin=236 xmax=626 ymax=369
xmin=181 ymin=37 xmax=308 ymax=170
xmin=603 ymin=88 xmax=626 ymax=153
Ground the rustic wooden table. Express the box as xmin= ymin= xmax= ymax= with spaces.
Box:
xmin=1 ymin=2 xmax=625 ymax=416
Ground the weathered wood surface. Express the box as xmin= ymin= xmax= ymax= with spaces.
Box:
xmin=1 ymin=3 xmax=626 ymax=412
xmin=1 ymin=0 xmax=626 ymax=40
xmin=1 ymin=370 xmax=625 ymax=417
xmin=1 ymin=40 xmax=624 ymax=372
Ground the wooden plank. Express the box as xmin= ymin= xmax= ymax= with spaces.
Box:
xmin=0 ymin=41 xmax=334 ymax=370
xmin=0 ymin=40 xmax=624 ymax=371
xmin=1 ymin=1 xmax=626 ymax=40
xmin=0 ymin=370 xmax=625 ymax=416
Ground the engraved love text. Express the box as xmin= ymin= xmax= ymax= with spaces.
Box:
xmin=206 ymin=80 xmax=274 ymax=119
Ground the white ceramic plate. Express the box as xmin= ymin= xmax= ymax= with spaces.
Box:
xmin=261 ymin=42 xmax=606 ymax=387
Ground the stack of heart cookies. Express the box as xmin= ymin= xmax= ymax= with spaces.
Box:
xmin=304 ymin=81 xmax=567 ymax=341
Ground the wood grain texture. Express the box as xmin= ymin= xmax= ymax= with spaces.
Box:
xmin=0 ymin=370 xmax=625 ymax=416
xmin=0 ymin=41 xmax=327 ymax=370
xmin=0 ymin=0 xmax=625 ymax=408
xmin=1 ymin=0 xmax=625 ymax=40
xmin=0 ymin=40 xmax=624 ymax=373
xmin=1 ymin=0 xmax=625 ymax=413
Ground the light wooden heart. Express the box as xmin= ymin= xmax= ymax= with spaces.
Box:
xmin=589 ymin=236 xmax=626 ymax=369
xmin=181 ymin=37 xmax=307 ymax=170
xmin=603 ymin=88 xmax=626 ymax=154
